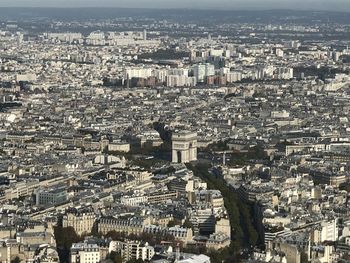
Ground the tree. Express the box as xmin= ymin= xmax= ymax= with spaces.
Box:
xmin=183 ymin=219 xmax=193 ymax=229
xmin=105 ymin=231 xmax=127 ymax=241
xmin=300 ymin=251 xmax=309 ymax=263
xmin=167 ymin=220 xmax=176 ymax=227
xmin=126 ymin=259 xmax=145 ymax=263
xmin=207 ymin=248 xmax=232 ymax=263
xmin=186 ymin=162 xmax=261 ymax=262
xmin=104 ymin=230 xmax=175 ymax=247
xmin=208 ymin=140 xmax=229 ymax=151
xmin=54 ymin=226 xmax=83 ymax=263
xmin=90 ymin=221 xmax=100 ymax=237
xmin=339 ymin=183 xmax=350 ymax=192
xmin=11 ymin=257 xmax=21 ymax=263
xmin=167 ymin=218 xmax=182 ymax=228
xmin=108 ymin=251 xmax=123 ymax=263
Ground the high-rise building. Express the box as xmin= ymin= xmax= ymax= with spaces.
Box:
xmin=192 ymin=63 xmax=215 ymax=83
xmin=168 ymin=68 xmax=189 ymax=76
xmin=226 ymin=71 xmax=242 ymax=83
xmin=166 ymin=75 xmax=196 ymax=87
xmin=172 ymin=131 xmax=197 ymax=163
xmin=210 ymin=49 xmax=223 ymax=57
xmin=124 ymin=67 xmax=153 ymax=79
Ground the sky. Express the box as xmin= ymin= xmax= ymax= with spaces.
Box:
xmin=0 ymin=0 xmax=349 ymax=11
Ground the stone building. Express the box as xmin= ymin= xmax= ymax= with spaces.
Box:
xmin=172 ymin=131 xmax=197 ymax=163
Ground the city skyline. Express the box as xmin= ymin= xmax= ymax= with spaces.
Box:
xmin=0 ymin=0 xmax=349 ymax=11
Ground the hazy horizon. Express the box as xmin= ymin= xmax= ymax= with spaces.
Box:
xmin=0 ymin=0 xmax=349 ymax=12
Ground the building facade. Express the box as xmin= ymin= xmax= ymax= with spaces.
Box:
xmin=70 ymin=242 xmax=101 ymax=263
xmin=62 ymin=207 xmax=96 ymax=236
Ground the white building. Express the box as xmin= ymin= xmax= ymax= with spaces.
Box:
xmin=71 ymin=242 xmax=101 ymax=263
xmin=120 ymin=195 xmax=148 ymax=206
xmin=312 ymin=219 xmax=338 ymax=243
xmin=192 ymin=63 xmax=215 ymax=83
xmin=177 ymin=254 xmax=211 ymax=263
xmin=110 ymin=240 xmax=155 ymax=262
xmin=168 ymin=68 xmax=189 ymax=76
xmin=124 ymin=67 xmax=153 ymax=79
xmin=153 ymin=69 xmax=168 ymax=82
xmin=108 ymin=142 xmax=130 ymax=152
xmin=167 ymin=75 xmax=197 ymax=87
xmin=35 ymin=187 xmax=68 ymax=206
xmin=226 ymin=71 xmax=242 ymax=83
xmin=86 ymin=31 xmax=105 ymax=46
xmin=16 ymin=73 xmax=37 ymax=82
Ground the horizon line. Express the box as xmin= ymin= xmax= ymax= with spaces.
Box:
xmin=0 ymin=6 xmax=349 ymax=13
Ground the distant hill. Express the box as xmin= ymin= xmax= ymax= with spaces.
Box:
xmin=0 ymin=8 xmax=349 ymax=24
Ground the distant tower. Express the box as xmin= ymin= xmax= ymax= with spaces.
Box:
xmin=143 ymin=29 xmax=147 ymax=41
xmin=172 ymin=131 xmax=197 ymax=163
xmin=126 ymin=73 xmax=130 ymax=89
xmin=17 ymin=33 xmax=23 ymax=45
xmin=175 ymin=243 xmax=180 ymax=262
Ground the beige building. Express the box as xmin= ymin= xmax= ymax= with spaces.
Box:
xmin=0 ymin=227 xmax=15 ymax=239
xmin=147 ymin=191 xmax=178 ymax=204
xmin=0 ymin=240 xmax=20 ymax=263
xmin=271 ymin=242 xmax=301 ymax=263
xmin=215 ymin=218 xmax=231 ymax=239
xmin=98 ymin=217 xmax=150 ymax=235
xmin=16 ymin=232 xmax=55 ymax=246
xmin=62 ymin=207 xmax=96 ymax=236
xmin=206 ymin=232 xmax=231 ymax=250
xmin=107 ymin=142 xmax=130 ymax=153
xmin=167 ymin=226 xmax=193 ymax=244
xmin=5 ymin=180 xmax=39 ymax=200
